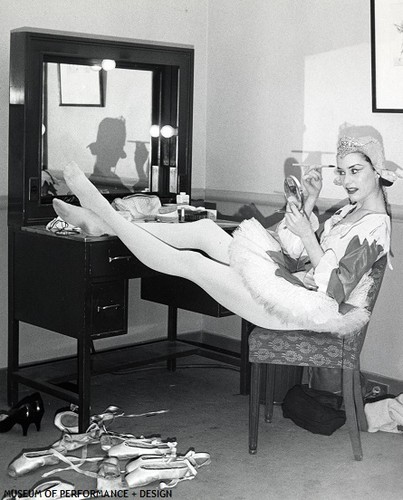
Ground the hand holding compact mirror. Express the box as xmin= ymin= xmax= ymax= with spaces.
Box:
xmin=276 ymin=175 xmax=304 ymax=213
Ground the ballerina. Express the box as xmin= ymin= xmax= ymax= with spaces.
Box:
xmin=53 ymin=136 xmax=395 ymax=336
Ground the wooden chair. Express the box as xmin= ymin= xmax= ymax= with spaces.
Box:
xmin=248 ymin=255 xmax=387 ymax=461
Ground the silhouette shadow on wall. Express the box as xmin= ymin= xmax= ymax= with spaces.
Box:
xmin=88 ymin=117 xmax=131 ymax=194
xmin=128 ymin=140 xmax=150 ymax=190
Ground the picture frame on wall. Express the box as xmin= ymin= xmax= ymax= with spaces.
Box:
xmin=58 ymin=63 xmax=104 ymax=107
xmin=371 ymin=0 xmax=403 ymax=112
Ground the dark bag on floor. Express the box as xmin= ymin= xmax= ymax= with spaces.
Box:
xmin=282 ymin=384 xmax=346 ymax=436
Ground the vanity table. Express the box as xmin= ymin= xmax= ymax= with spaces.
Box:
xmin=7 ymin=28 xmax=250 ymax=431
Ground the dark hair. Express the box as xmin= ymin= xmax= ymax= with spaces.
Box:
xmin=357 ymin=152 xmax=391 ymax=215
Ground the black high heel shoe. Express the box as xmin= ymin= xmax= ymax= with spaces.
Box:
xmin=0 ymin=393 xmax=44 ymax=436
xmin=11 ymin=392 xmax=44 ymax=415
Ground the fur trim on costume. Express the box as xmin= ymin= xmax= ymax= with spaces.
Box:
xmin=229 ymin=218 xmax=371 ymax=337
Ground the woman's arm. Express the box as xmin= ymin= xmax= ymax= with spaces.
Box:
xmin=301 ymin=167 xmax=323 ymax=218
xmin=284 ymin=202 xmax=324 ymax=266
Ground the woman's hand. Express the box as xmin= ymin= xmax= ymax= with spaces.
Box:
xmin=284 ymin=202 xmax=314 ymax=239
xmin=301 ymin=167 xmax=323 ymax=201
xmin=284 ymin=202 xmax=325 ymax=267
xmin=300 ymin=167 xmax=323 ymax=217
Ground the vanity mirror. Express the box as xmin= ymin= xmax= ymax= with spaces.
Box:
xmin=8 ymin=28 xmax=194 ymax=226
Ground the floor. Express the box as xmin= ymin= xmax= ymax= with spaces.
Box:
xmin=0 ymin=356 xmax=402 ymax=499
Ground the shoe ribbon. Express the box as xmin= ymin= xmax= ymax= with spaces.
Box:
xmin=159 ymin=457 xmax=198 ymax=490
xmin=42 ymin=448 xmax=103 ymax=479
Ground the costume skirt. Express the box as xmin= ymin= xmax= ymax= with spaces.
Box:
xmin=228 ymin=218 xmax=371 ymax=337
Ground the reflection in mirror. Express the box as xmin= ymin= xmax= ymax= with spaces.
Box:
xmin=284 ymin=175 xmax=304 ymax=211
xmin=41 ymin=62 xmax=153 ymax=199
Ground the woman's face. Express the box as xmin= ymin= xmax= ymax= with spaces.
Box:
xmin=335 ymin=152 xmax=379 ymax=205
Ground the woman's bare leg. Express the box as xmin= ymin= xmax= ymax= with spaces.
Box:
xmin=61 ymin=163 xmax=289 ymax=328
xmin=54 ymin=193 xmax=232 ymax=263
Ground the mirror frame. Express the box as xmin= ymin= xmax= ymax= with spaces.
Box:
xmin=8 ymin=28 xmax=194 ymax=227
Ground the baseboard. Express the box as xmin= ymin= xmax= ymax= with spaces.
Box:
xmin=362 ymin=371 xmax=403 ymax=397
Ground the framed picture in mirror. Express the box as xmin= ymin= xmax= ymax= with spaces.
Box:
xmin=58 ymin=63 xmax=104 ymax=107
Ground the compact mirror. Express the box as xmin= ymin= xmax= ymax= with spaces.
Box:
xmin=284 ymin=175 xmax=304 ymax=211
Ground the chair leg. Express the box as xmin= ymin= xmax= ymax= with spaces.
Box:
xmin=265 ymin=364 xmax=276 ymax=423
xmin=249 ymin=363 xmax=262 ymax=454
xmin=343 ymin=369 xmax=363 ymax=461
xmin=353 ymin=369 xmax=368 ymax=432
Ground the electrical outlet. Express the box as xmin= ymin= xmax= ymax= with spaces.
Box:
xmin=366 ymin=379 xmax=389 ymax=397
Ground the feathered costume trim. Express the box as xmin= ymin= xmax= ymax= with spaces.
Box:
xmin=229 ymin=218 xmax=371 ymax=337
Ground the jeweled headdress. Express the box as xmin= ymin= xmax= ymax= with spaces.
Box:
xmin=336 ymin=136 xmax=402 ymax=185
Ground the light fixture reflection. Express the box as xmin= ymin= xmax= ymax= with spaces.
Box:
xmin=91 ymin=64 xmax=102 ymax=72
xmin=160 ymin=125 xmax=178 ymax=138
xmin=101 ymin=59 xmax=116 ymax=71
xmin=42 ymin=124 xmax=46 ymax=135
xmin=150 ymin=125 xmax=160 ymax=137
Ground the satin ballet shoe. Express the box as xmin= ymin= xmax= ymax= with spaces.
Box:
xmin=7 ymin=449 xmax=60 ymax=477
xmin=54 ymin=405 xmax=80 ymax=433
xmin=54 ymin=404 xmax=168 ymax=433
xmin=97 ymin=457 xmax=127 ymax=493
xmin=0 ymin=402 xmax=43 ymax=436
xmin=54 ymin=405 xmax=123 ymax=433
xmin=126 ymin=450 xmax=211 ymax=475
xmin=125 ymin=457 xmax=199 ymax=489
xmin=100 ymin=431 xmax=136 ymax=451
xmin=52 ymin=425 xmax=101 ymax=453
xmin=108 ymin=437 xmax=177 ymax=460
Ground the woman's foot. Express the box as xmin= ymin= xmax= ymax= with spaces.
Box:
xmin=53 ymin=199 xmax=114 ymax=236
xmin=63 ymin=161 xmax=110 ymax=212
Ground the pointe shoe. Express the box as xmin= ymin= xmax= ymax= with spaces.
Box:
xmin=97 ymin=457 xmax=127 ymax=493
xmin=126 ymin=450 xmax=211 ymax=474
xmin=52 ymin=425 xmax=101 ymax=453
xmin=54 ymin=405 xmax=80 ymax=433
xmin=0 ymin=402 xmax=44 ymax=436
xmin=7 ymin=449 xmax=59 ymax=477
xmin=100 ymin=431 xmax=136 ymax=451
xmin=125 ymin=457 xmax=201 ymax=489
xmin=108 ymin=437 xmax=177 ymax=460
xmin=54 ymin=405 xmax=124 ymax=433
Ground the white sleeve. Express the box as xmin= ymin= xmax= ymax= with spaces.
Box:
xmin=311 ymin=249 xmax=339 ymax=294
xmin=276 ymin=212 xmax=320 ymax=258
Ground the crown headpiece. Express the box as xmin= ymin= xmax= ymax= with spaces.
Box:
xmin=335 ymin=136 xmax=403 ymax=185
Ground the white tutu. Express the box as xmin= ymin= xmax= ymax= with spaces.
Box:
xmin=228 ymin=218 xmax=371 ymax=337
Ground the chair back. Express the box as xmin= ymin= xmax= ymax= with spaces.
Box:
xmin=351 ymin=254 xmax=387 ymax=353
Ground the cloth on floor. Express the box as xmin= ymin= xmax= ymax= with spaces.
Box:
xmin=365 ymin=393 xmax=403 ymax=433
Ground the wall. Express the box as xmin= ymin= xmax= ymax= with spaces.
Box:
xmin=204 ymin=0 xmax=403 ymax=380
xmin=2 ymin=0 xmax=403 ymax=382
xmin=0 ymin=0 xmax=209 ymax=367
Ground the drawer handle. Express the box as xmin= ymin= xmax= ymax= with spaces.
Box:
xmin=108 ymin=255 xmax=132 ymax=263
xmin=97 ymin=303 xmax=122 ymax=313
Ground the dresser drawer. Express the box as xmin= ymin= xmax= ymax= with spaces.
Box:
xmin=141 ymin=275 xmax=234 ymax=317
xmin=89 ymin=240 xmax=153 ymax=278
xmin=90 ymin=280 xmax=127 ymax=338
